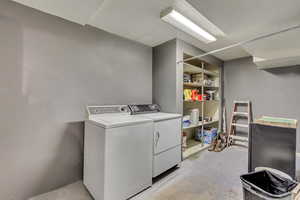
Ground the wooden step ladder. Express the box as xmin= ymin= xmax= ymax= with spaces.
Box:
xmin=227 ymin=101 xmax=252 ymax=147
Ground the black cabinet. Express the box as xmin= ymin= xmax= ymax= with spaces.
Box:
xmin=249 ymin=123 xmax=297 ymax=179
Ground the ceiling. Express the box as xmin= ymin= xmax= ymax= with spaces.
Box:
xmin=11 ymin=0 xmax=300 ymax=62
xmin=187 ymin=0 xmax=300 ymax=61
xmin=12 ymin=0 xmax=104 ymax=25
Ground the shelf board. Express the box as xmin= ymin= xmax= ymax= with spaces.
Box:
xmin=204 ymin=120 xmax=219 ymax=126
xmin=184 ymin=100 xmax=220 ymax=103
xmin=184 ymin=100 xmax=204 ymax=103
xmin=204 ymin=85 xmax=220 ymax=88
xmin=183 ymin=140 xmax=209 ymax=159
xmin=205 ymin=100 xmax=220 ymax=103
xmin=183 ymin=63 xmax=219 ymax=77
xmin=183 ymin=120 xmax=219 ymax=130
xmin=183 ymin=82 xmax=219 ymax=88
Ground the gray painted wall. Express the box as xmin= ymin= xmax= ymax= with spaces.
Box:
xmin=153 ymin=39 xmax=178 ymax=113
xmin=224 ymin=57 xmax=300 ymax=151
xmin=0 ymin=1 xmax=152 ymax=199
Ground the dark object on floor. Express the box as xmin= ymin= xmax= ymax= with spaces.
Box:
xmin=208 ymin=138 xmax=217 ymax=151
xmin=249 ymin=121 xmax=297 ymax=179
xmin=214 ymin=139 xmax=225 ymax=152
xmin=208 ymin=133 xmax=226 ymax=152
xmin=241 ymin=170 xmax=297 ymax=200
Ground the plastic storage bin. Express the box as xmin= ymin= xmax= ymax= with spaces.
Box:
xmin=195 ymin=128 xmax=217 ymax=144
xmin=240 ymin=168 xmax=298 ymax=200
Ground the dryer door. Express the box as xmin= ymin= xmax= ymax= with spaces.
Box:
xmin=153 ymin=118 xmax=181 ymax=155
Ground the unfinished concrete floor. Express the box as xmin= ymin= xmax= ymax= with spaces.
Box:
xmin=134 ymin=146 xmax=247 ymax=200
xmin=30 ymin=147 xmax=249 ymax=200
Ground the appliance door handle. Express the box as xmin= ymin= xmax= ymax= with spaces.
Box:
xmin=155 ymin=131 xmax=160 ymax=146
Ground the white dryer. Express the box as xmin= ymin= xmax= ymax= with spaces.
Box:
xmin=84 ymin=105 xmax=153 ymax=200
xmin=129 ymin=104 xmax=182 ymax=177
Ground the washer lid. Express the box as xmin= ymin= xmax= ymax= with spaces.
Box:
xmin=138 ymin=112 xmax=182 ymax=122
xmin=87 ymin=114 xmax=152 ymax=128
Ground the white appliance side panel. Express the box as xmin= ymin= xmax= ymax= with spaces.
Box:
xmin=84 ymin=122 xmax=105 ymax=200
xmin=154 ymin=118 xmax=181 ymax=154
xmin=104 ymin=122 xmax=153 ymax=200
xmin=153 ymin=145 xmax=181 ymax=177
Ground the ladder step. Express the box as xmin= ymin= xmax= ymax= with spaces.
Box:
xmin=234 ymin=141 xmax=248 ymax=147
xmin=234 ymin=101 xmax=249 ymax=104
xmin=232 ymin=123 xmax=249 ymax=128
xmin=233 ymin=112 xmax=249 ymax=116
xmin=230 ymin=135 xmax=248 ymax=142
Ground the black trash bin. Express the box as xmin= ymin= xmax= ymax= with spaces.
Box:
xmin=240 ymin=169 xmax=298 ymax=200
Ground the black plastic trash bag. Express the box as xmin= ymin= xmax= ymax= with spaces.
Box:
xmin=241 ymin=170 xmax=297 ymax=197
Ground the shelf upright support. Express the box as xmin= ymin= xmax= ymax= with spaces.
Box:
xmin=201 ymin=62 xmax=205 ymax=146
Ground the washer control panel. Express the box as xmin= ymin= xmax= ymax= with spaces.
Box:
xmin=87 ymin=105 xmax=130 ymax=115
xmin=129 ymin=104 xmax=161 ymax=115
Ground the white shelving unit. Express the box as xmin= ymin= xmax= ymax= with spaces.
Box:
xmin=183 ymin=62 xmax=219 ymax=77
xmin=183 ymin=82 xmax=219 ymax=88
xmin=182 ymin=54 xmax=221 ymax=159
xmin=152 ymin=39 xmax=223 ymax=161
xmin=183 ymin=142 xmax=210 ymax=159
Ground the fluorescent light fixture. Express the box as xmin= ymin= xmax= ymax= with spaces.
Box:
xmin=174 ymin=0 xmax=225 ymax=37
xmin=161 ymin=8 xmax=217 ymax=43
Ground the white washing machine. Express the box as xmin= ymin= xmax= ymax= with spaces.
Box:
xmin=129 ymin=104 xmax=182 ymax=177
xmin=84 ymin=105 xmax=153 ymax=200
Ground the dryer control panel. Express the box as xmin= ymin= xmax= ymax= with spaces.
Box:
xmin=129 ymin=104 xmax=161 ymax=115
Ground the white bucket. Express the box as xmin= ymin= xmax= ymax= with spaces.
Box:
xmin=190 ymin=109 xmax=199 ymax=125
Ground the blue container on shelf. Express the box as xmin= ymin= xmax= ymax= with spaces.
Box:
xmin=194 ymin=128 xmax=203 ymax=141
xmin=204 ymin=128 xmax=218 ymax=144
xmin=195 ymin=128 xmax=218 ymax=144
xmin=182 ymin=115 xmax=191 ymax=128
